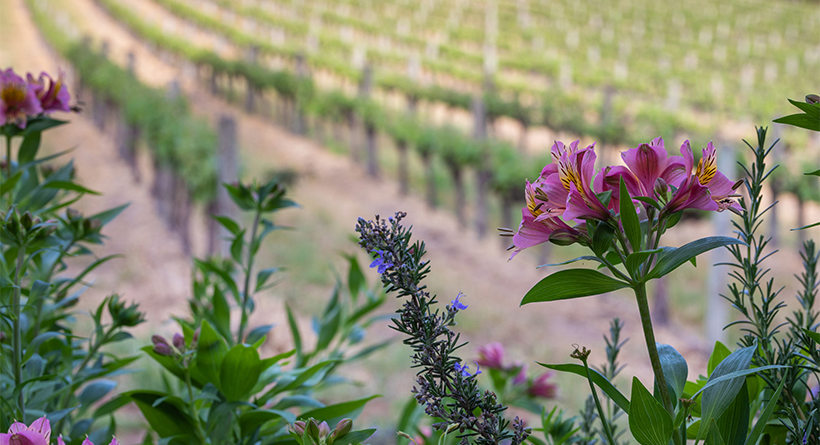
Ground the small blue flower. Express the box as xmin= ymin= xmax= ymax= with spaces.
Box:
xmin=454 ymin=361 xmax=481 ymax=378
xmin=451 ymin=292 xmax=468 ymax=310
xmin=369 ymin=250 xmax=394 ymax=274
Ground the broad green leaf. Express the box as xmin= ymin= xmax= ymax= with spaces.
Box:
xmin=787 ymin=98 xmax=820 ymax=118
xmin=657 ymin=343 xmax=687 ymax=402
xmin=220 ymin=345 xmax=262 ymax=401
xmin=706 ymin=419 xmax=726 ymax=445
xmin=745 ymin=377 xmax=786 ymax=445
xmin=128 ymin=392 xmax=197 ymax=439
xmin=300 ymin=395 xmax=380 ymax=426
xmin=629 ymin=378 xmax=673 ymax=445
xmin=645 ymin=236 xmax=744 ymax=280
xmin=619 ymin=178 xmax=642 ymax=252
xmin=773 ymin=113 xmax=820 ymax=131
xmin=238 ymin=409 xmax=295 ymax=436
xmin=521 ymin=269 xmax=629 ymax=305
xmin=333 ymin=429 xmax=377 ymax=445
xmin=537 ymin=362 xmax=629 ymax=411
xmin=707 ymin=341 xmax=732 ymax=375
xmin=79 ymin=380 xmax=117 ymax=407
xmin=697 ymin=345 xmax=754 ymax=440
xmin=715 ymin=381 xmax=749 ymax=445
xmin=196 ymin=321 xmax=229 ymax=386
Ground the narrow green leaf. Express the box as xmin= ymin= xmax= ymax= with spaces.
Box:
xmin=629 ymin=378 xmax=673 ymax=445
xmin=645 ymin=236 xmax=744 ymax=280
xmin=220 ymin=345 xmax=262 ymax=401
xmin=744 ymin=377 xmax=786 ymax=445
xmin=772 ymin=113 xmax=820 ymax=131
xmin=619 ymin=178 xmax=641 ymax=251
xmin=537 ymin=362 xmax=629 ymax=411
xmin=521 ymin=269 xmax=629 ymax=305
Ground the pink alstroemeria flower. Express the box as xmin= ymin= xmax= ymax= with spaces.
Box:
xmin=559 ymin=148 xmax=611 ymax=222
xmin=476 ymin=342 xmax=505 ymax=369
xmin=1 ymin=417 xmax=50 ymax=445
xmin=1 ymin=68 xmax=43 ymax=128
xmin=527 ymin=371 xmax=558 ymax=399
xmin=27 ymin=71 xmax=71 ymax=114
xmin=662 ymin=140 xmax=740 ymax=215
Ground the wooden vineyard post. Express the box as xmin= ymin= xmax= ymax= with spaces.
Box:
xmin=208 ymin=115 xmax=239 ymax=257
xmin=705 ymin=139 xmax=734 ymax=345
xmin=92 ymin=40 xmax=110 ymax=131
xmin=472 ymin=95 xmax=490 ymax=238
xmin=294 ymin=53 xmax=308 ymax=135
xmin=118 ymin=51 xmax=141 ymax=182
xmin=244 ymin=46 xmax=259 ymax=113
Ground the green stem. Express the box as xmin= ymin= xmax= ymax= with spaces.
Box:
xmin=184 ymin=365 xmax=208 ymax=445
xmin=634 ymin=282 xmax=674 ymax=415
xmin=237 ymin=209 xmax=261 ymax=343
xmin=581 ymin=355 xmax=616 ymax=445
xmin=12 ymin=243 xmax=26 ymax=420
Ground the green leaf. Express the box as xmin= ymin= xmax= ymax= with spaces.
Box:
xmin=592 ymin=222 xmax=615 ymax=256
xmin=625 ymin=249 xmax=663 ymax=278
xmin=645 ymin=236 xmax=744 ymax=280
xmin=521 ymin=269 xmax=629 ymax=305
xmin=128 ymin=392 xmax=197 ymax=439
xmin=332 ymin=429 xmax=377 ymax=445
xmin=300 ymin=395 xmax=380 ymax=426
xmin=745 ymin=377 xmax=786 ymax=445
xmin=629 ymin=378 xmax=673 ymax=445
xmin=536 ymin=256 xmax=601 ymax=269
xmin=42 ymin=180 xmax=101 ymax=195
xmin=220 ymin=345 xmax=262 ymax=401
xmin=79 ymin=380 xmax=117 ymax=407
xmin=715 ymin=381 xmax=749 ymax=445
xmin=1 ymin=171 xmax=23 ymax=195
xmin=696 ymin=345 xmax=754 ymax=440
xmin=238 ymin=409 xmax=295 ymax=436
xmin=773 ymin=113 xmax=820 ymax=131
xmin=657 ymin=343 xmax=687 ymax=402
xmin=196 ymin=320 xmax=229 ymax=386
xmin=347 ymin=255 xmax=366 ymax=301
xmin=619 ymin=178 xmax=642 ymax=251
xmin=787 ymin=98 xmax=820 ymax=118
xmin=537 ymin=362 xmax=629 ymax=411
xmin=707 ymin=341 xmax=732 ymax=375
xmin=706 ymin=419 xmax=726 ymax=445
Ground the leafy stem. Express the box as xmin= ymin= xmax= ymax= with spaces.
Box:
xmin=633 ymin=282 xmax=673 ymax=415
xmin=238 ymin=208 xmax=261 ymax=343
xmin=12 ymin=242 xmax=26 ymax=420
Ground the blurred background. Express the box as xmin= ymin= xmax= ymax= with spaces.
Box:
xmin=1 ymin=0 xmax=819 ymax=441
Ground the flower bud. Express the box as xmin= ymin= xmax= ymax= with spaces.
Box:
xmin=173 ymin=333 xmax=185 ymax=350
xmin=333 ymin=419 xmax=352 ymax=438
xmin=291 ymin=421 xmax=307 ymax=436
xmin=654 ymin=177 xmax=669 ymax=197
xmin=152 ymin=335 xmax=169 ymax=347
xmin=153 ymin=344 xmax=174 ymax=356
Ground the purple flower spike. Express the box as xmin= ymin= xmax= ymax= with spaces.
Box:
xmin=451 ymin=292 xmax=468 ymax=311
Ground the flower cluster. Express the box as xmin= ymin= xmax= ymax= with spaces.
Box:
xmin=1 ymin=67 xmax=72 ymax=129
xmin=475 ymin=342 xmax=558 ymax=399
xmin=510 ymin=138 xmax=740 ymax=258
xmin=0 ymin=418 xmax=117 ymax=445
